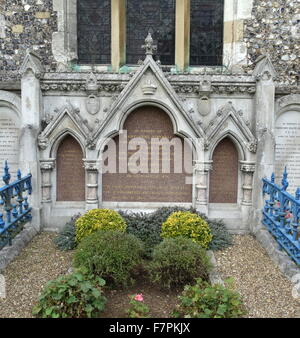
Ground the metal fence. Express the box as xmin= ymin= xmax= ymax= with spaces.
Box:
xmin=262 ymin=168 xmax=300 ymax=265
xmin=0 ymin=161 xmax=32 ymax=250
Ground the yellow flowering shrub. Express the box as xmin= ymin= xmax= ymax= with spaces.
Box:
xmin=75 ymin=209 xmax=126 ymax=242
xmin=161 ymin=211 xmax=212 ymax=249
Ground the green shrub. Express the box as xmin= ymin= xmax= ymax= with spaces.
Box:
xmin=75 ymin=209 xmax=126 ymax=242
xmin=152 ymin=207 xmax=232 ymax=251
xmin=147 ymin=237 xmax=211 ymax=289
xmin=173 ymin=278 xmax=245 ymax=318
xmin=122 ymin=207 xmax=232 ymax=255
xmin=207 ymin=219 xmax=233 ymax=251
xmin=161 ymin=211 xmax=212 ymax=249
xmin=73 ymin=230 xmax=144 ymax=288
xmin=120 ymin=211 xmax=161 ymax=258
xmin=32 ymin=271 xmax=106 ymax=318
xmin=53 ymin=214 xmax=81 ymax=251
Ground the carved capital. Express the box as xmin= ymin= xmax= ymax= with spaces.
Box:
xmin=83 ymin=160 xmax=99 ymax=171
xmin=40 ymin=160 xmax=55 ymax=171
xmin=240 ymin=162 xmax=256 ymax=173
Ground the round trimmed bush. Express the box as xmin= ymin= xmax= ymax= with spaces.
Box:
xmin=73 ymin=230 xmax=144 ymax=288
xmin=75 ymin=209 xmax=126 ymax=242
xmin=147 ymin=237 xmax=211 ymax=289
xmin=161 ymin=211 xmax=212 ymax=249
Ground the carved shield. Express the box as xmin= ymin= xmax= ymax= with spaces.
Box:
xmin=198 ymin=96 xmax=211 ymax=116
xmin=86 ymin=95 xmax=100 ymax=115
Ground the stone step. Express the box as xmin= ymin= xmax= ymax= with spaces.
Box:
xmin=208 ymin=203 xmax=241 ymax=219
xmin=207 ymin=203 xmax=247 ymax=234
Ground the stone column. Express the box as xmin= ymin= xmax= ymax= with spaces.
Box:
xmin=19 ymin=50 xmax=44 ymax=231
xmin=40 ymin=160 xmax=55 ymax=203
xmin=251 ymin=55 xmax=277 ymax=233
xmin=194 ymin=161 xmax=212 ymax=214
xmin=175 ymin=0 xmax=190 ymax=72
xmin=111 ymin=0 xmax=126 ymax=72
xmin=240 ymin=162 xmax=256 ymax=206
xmin=83 ymin=160 xmax=99 ymax=210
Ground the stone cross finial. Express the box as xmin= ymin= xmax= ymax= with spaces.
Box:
xmin=142 ymin=32 xmax=157 ymax=56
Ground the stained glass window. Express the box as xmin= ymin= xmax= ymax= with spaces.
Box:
xmin=77 ymin=0 xmax=111 ymax=64
xmin=126 ymin=0 xmax=175 ymax=65
xmin=190 ymin=0 xmax=224 ymax=66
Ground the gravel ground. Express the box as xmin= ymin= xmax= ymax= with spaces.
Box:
xmin=1 ymin=232 xmax=299 ymax=318
xmin=0 ymin=232 xmax=73 ymax=318
xmin=214 ymin=235 xmax=300 ymax=318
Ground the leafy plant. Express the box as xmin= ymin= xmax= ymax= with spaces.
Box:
xmin=32 ymin=270 xmax=107 ymax=318
xmin=75 ymin=209 xmax=126 ymax=242
xmin=126 ymin=293 xmax=150 ymax=318
xmin=73 ymin=230 xmax=144 ymax=288
xmin=161 ymin=211 xmax=212 ymax=249
xmin=173 ymin=278 xmax=245 ymax=318
xmin=147 ymin=237 xmax=211 ymax=289
xmin=53 ymin=214 xmax=81 ymax=251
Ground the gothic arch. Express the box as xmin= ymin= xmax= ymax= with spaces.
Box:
xmin=209 ymin=136 xmax=239 ymax=203
xmin=209 ymin=131 xmax=246 ymax=162
xmin=56 ymin=133 xmax=86 ymax=201
xmin=50 ymin=129 xmax=86 ymax=159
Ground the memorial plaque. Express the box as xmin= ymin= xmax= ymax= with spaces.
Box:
xmin=0 ymin=107 xmax=20 ymax=176
xmin=102 ymin=106 xmax=193 ymax=202
xmin=56 ymin=135 xmax=85 ymax=201
xmin=275 ymin=111 xmax=300 ymax=193
xmin=209 ymin=137 xmax=238 ymax=203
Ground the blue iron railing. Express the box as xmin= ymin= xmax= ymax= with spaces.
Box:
xmin=262 ymin=168 xmax=300 ymax=265
xmin=0 ymin=161 xmax=32 ymax=250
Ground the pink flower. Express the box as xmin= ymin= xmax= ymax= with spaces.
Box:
xmin=285 ymin=212 xmax=292 ymax=219
xmin=134 ymin=294 xmax=144 ymax=302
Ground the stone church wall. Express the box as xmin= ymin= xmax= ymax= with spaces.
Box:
xmin=244 ymin=0 xmax=300 ymax=86
xmin=0 ymin=0 xmax=299 ymax=86
xmin=0 ymin=0 xmax=57 ymax=82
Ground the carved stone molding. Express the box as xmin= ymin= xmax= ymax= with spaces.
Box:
xmin=277 ymin=94 xmax=300 ymax=108
xmin=240 ymin=162 xmax=256 ymax=173
xmin=83 ymin=160 xmax=99 ymax=171
xmin=172 ymin=84 xmax=256 ymax=95
xmin=205 ymin=102 xmax=257 ymax=155
xmin=41 ymin=81 xmax=126 ymax=94
xmin=40 ymin=160 xmax=55 ymax=171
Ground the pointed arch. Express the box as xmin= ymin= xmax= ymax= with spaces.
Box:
xmin=209 ymin=131 xmax=246 ymax=162
xmin=50 ymin=129 xmax=86 ymax=159
xmin=56 ymin=134 xmax=86 ymax=201
xmin=209 ymin=136 xmax=239 ymax=203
